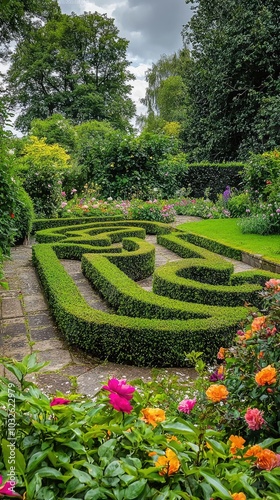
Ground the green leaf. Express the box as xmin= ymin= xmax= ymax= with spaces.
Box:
xmin=72 ymin=468 xmax=92 ymax=484
xmin=200 ymin=470 xmax=232 ymax=499
xmin=104 ymin=460 xmax=124 ymax=477
xmin=161 ymin=420 xmax=197 ymax=438
xmin=37 ymin=467 xmax=65 ymax=479
xmin=1 ymin=439 xmax=26 ymax=475
xmin=85 ymin=489 xmax=106 ymax=500
xmin=98 ymin=438 xmax=117 ymax=458
xmin=26 ymin=449 xmax=49 ymax=473
xmin=124 ymin=479 xmax=147 ymax=499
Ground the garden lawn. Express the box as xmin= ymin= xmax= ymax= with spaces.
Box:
xmin=177 ymin=218 xmax=280 ymax=265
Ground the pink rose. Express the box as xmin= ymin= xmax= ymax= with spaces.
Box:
xmin=245 ymin=408 xmax=265 ymax=430
xmin=178 ymin=398 xmax=197 ymax=414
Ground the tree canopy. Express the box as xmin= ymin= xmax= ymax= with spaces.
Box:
xmin=181 ymin=0 xmax=280 ymax=160
xmin=5 ymin=11 xmax=136 ymax=131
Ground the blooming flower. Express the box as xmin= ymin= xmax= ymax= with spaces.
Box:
xmin=102 ymin=378 xmax=135 ymax=400
xmin=255 ymin=365 xmax=277 ymax=386
xmin=61 ymin=191 xmax=66 ymax=197
xmin=245 ymin=446 xmax=280 ymax=470
xmin=251 ymin=315 xmax=267 ymax=332
xmin=229 ymin=435 xmax=246 ymax=455
xmin=244 ymin=408 xmax=265 ymax=430
xmin=71 ymin=188 xmax=77 ymax=194
xmin=141 ymin=408 xmax=166 ymax=427
xmin=231 ymin=493 xmax=246 ymax=500
xmin=178 ymin=398 xmax=196 ymax=414
xmin=217 ymin=347 xmax=225 ymax=359
xmin=61 ymin=202 xmax=67 ymax=208
xmin=108 ymin=393 xmax=133 ymax=413
xmin=155 ymin=448 xmax=180 ymax=476
xmin=0 ymin=476 xmax=22 ymax=498
xmin=209 ymin=370 xmax=224 ymax=382
xmin=206 ymin=384 xmax=229 ymax=403
xmin=50 ymin=397 xmax=71 ymax=407
xmin=10 ymin=213 xmax=15 ymax=218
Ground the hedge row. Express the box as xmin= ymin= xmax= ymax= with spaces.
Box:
xmin=32 ymin=242 xmax=247 ymax=367
xmin=182 ymin=163 xmax=244 ymax=199
xmin=32 ymin=215 xmax=124 ymax=232
xmin=32 ymin=220 xmax=279 ymax=366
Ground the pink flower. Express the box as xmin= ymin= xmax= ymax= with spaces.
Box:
xmin=109 ymin=393 xmax=133 ymax=413
xmin=50 ymin=397 xmax=71 ymax=407
xmin=61 ymin=191 xmax=66 ymax=197
xmin=245 ymin=408 xmax=265 ymax=430
xmin=61 ymin=202 xmax=67 ymax=208
xmin=102 ymin=378 xmax=135 ymax=401
xmin=0 ymin=475 xmax=22 ymax=498
xmin=178 ymin=398 xmax=196 ymax=414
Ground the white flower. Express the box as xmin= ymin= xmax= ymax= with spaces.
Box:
xmin=107 ymin=196 xmax=113 ymax=201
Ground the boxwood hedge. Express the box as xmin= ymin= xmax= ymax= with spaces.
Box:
xmin=32 ymin=220 xmax=279 ymax=366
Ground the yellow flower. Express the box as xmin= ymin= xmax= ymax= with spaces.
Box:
xmin=141 ymin=408 xmax=166 ymax=427
xmin=206 ymin=384 xmax=229 ymax=403
xmin=155 ymin=448 xmax=180 ymax=476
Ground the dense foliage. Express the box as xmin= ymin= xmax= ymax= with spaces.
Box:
xmin=5 ymin=11 xmax=135 ymax=132
xmin=181 ymin=0 xmax=280 ymax=160
xmin=0 ymin=281 xmax=279 ymax=499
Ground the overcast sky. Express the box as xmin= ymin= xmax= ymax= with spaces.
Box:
xmin=58 ymin=0 xmax=192 ymax=117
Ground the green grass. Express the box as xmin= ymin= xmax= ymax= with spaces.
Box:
xmin=177 ymin=218 xmax=280 ymax=264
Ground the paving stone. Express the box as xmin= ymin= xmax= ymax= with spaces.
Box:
xmin=4 ymin=346 xmax=31 ymax=360
xmin=36 ymin=373 xmax=72 ymax=394
xmin=23 ymin=294 xmax=48 ymax=313
xmin=1 ymin=298 xmax=23 ymax=319
xmin=59 ymin=363 xmax=93 ymax=378
xmin=28 ymin=312 xmax=54 ymax=328
xmin=33 ymin=339 xmax=67 ymax=351
xmin=29 ymin=326 xmax=60 ymax=341
xmin=2 ymin=320 xmax=26 ymax=336
xmin=37 ymin=349 xmax=73 ymax=371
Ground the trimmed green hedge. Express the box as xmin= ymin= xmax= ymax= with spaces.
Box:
xmin=182 ymin=163 xmax=244 ymax=199
xmin=32 ymin=220 xmax=280 ymax=366
xmin=32 ymin=215 xmax=124 ymax=232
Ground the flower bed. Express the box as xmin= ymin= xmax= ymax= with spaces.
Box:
xmin=0 ymin=280 xmax=279 ymax=498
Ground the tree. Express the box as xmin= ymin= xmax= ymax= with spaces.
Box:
xmin=182 ymin=0 xmax=280 ymax=160
xmin=0 ymin=0 xmax=61 ymax=54
xmin=30 ymin=114 xmax=77 ymax=153
xmin=5 ymin=12 xmax=136 ymax=131
xmin=138 ymin=49 xmax=190 ymax=133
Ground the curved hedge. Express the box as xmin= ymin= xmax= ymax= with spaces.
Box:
xmin=32 ymin=220 xmax=279 ymax=366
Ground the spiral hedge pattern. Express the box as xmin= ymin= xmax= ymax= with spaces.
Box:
xmin=32 ymin=218 xmax=278 ymax=367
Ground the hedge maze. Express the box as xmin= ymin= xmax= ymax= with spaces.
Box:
xmin=33 ymin=218 xmax=279 ymax=367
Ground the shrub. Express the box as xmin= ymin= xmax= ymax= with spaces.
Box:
xmin=243 ymin=150 xmax=280 ymax=203
xmin=227 ymin=191 xmax=251 ymax=217
xmin=13 ymin=186 xmax=34 ymax=244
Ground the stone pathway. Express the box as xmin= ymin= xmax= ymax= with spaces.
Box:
xmin=0 ymin=216 xmax=253 ymax=396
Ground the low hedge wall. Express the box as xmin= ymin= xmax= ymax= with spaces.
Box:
xmin=182 ymin=162 xmax=244 ymax=199
xmin=32 ymin=220 xmax=280 ymax=366
xmin=32 ymin=215 xmax=124 ymax=232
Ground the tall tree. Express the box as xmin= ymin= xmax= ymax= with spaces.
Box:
xmin=5 ymin=12 xmax=136 ymax=131
xmin=182 ymin=0 xmax=280 ymax=160
xmin=140 ymin=49 xmax=190 ymax=121
xmin=0 ymin=0 xmax=61 ymax=54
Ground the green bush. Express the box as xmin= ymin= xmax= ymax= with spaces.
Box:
xmin=227 ymin=191 xmax=251 ymax=217
xmin=13 ymin=186 xmax=34 ymax=244
xmin=243 ymin=150 xmax=280 ymax=202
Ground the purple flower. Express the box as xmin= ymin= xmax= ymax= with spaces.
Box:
xmin=178 ymin=398 xmax=196 ymax=414
xmin=209 ymin=370 xmax=224 ymax=382
xmin=223 ymin=186 xmax=231 ymax=202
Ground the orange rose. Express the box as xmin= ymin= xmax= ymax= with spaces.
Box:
xmin=141 ymin=408 xmax=166 ymax=427
xmin=256 ymin=449 xmax=279 ymax=470
xmin=218 ymin=365 xmax=224 ymax=375
xmin=155 ymin=448 xmax=180 ymax=476
xmin=217 ymin=347 xmax=225 ymax=359
xmin=231 ymin=494 xmax=246 ymax=500
xmin=255 ymin=365 xmax=277 ymax=386
xmin=229 ymin=435 xmax=246 ymax=455
xmin=251 ymin=316 xmax=267 ymax=332
xmin=206 ymin=384 xmax=229 ymax=403
xmin=244 ymin=444 xmax=263 ymax=459
xmin=244 ymin=330 xmax=253 ymax=340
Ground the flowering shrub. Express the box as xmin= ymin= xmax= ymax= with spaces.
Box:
xmin=1 ymin=353 xmax=280 ymax=499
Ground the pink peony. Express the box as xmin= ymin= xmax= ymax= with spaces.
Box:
xmin=0 ymin=475 xmax=22 ymax=498
xmin=50 ymin=397 xmax=71 ymax=407
xmin=109 ymin=393 xmax=133 ymax=413
xmin=102 ymin=378 xmax=135 ymax=401
xmin=245 ymin=408 xmax=265 ymax=430
xmin=178 ymin=398 xmax=197 ymax=414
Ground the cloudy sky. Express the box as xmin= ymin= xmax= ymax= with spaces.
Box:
xmin=58 ymin=0 xmax=192 ymax=117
